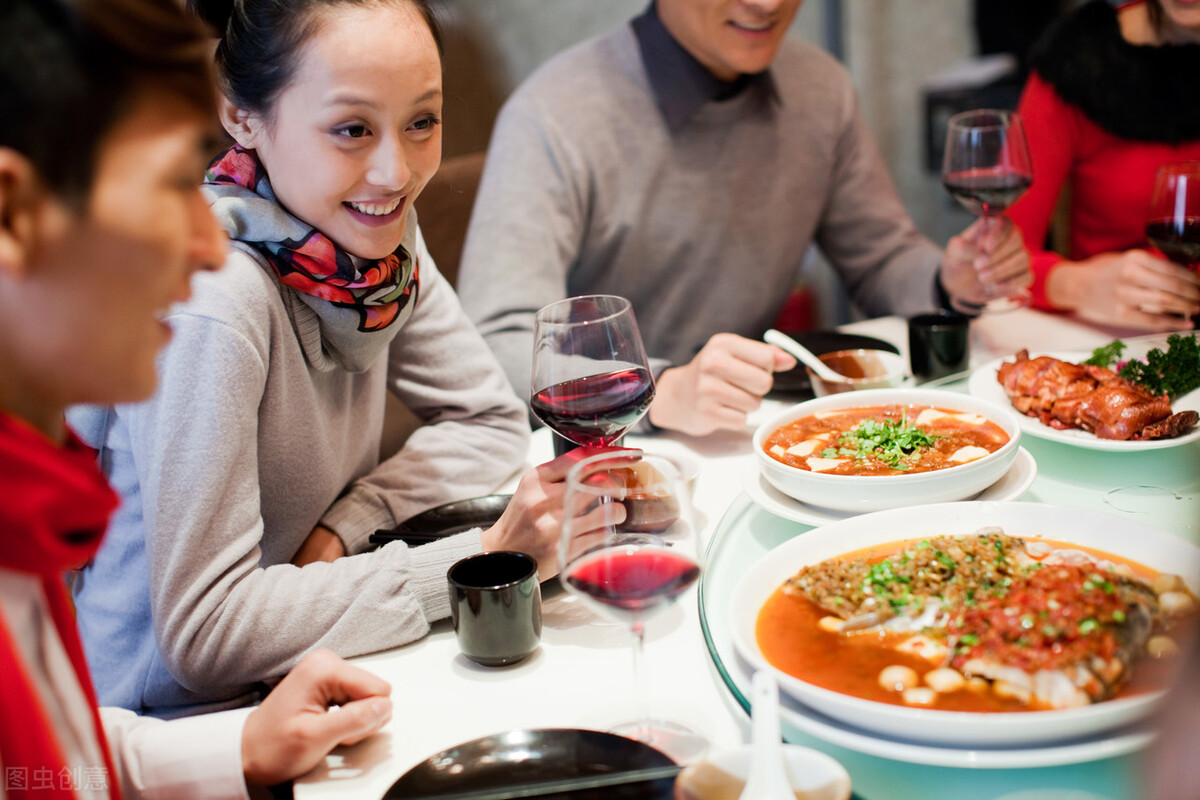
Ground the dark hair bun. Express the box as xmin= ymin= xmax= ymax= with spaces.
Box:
xmin=186 ymin=0 xmax=236 ymax=33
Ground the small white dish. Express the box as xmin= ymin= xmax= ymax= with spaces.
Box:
xmin=804 ymin=349 xmax=911 ymax=397
xmin=674 ymin=741 xmax=851 ymax=800
xmin=742 ymin=447 xmax=1037 ymax=526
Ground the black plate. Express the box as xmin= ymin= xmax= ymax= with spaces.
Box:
xmin=384 ymin=728 xmax=677 ymax=800
xmin=768 ymin=329 xmax=900 ymax=397
xmin=369 ymin=494 xmax=512 ymax=548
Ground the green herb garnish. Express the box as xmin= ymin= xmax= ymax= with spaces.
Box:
xmin=1116 ymin=334 xmax=1200 ymax=400
xmin=1084 ymin=334 xmax=1200 ymax=399
xmin=821 ymin=415 xmax=941 ymax=470
xmin=1083 ymin=340 xmax=1126 ymax=368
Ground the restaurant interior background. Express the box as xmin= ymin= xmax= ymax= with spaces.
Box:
xmin=428 ymin=0 xmax=1076 ymax=328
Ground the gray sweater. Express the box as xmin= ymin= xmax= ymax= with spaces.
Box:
xmin=458 ymin=24 xmax=944 ymax=400
xmin=69 ymin=226 xmax=529 ymax=714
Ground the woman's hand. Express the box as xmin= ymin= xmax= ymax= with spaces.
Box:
xmin=941 ymin=216 xmax=1031 ymax=307
xmin=648 ymin=333 xmax=795 ymax=437
xmin=291 ymin=525 xmax=347 ymax=566
xmin=241 ymin=649 xmax=392 ymax=789
xmin=480 ymin=448 xmax=632 ymax=579
xmin=1046 ymin=250 xmax=1200 ymax=331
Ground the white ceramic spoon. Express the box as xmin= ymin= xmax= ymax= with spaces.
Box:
xmin=738 ymin=671 xmax=795 ymax=800
xmin=764 ymin=328 xmax=846 ymax=384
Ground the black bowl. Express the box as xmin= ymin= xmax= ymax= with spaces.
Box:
xmin=384 ymin=728 xmax=677 ymax=800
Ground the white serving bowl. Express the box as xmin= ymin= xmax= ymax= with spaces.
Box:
xmin=729 ymin=502 xmax=1200 ymax=748
xmin=673 ymin=742 xmax=851 ymax=800
xmin=753 ymin=387 xmax=1022 ymax=514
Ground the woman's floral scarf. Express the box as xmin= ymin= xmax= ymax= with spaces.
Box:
xmin=202 ymin=145 xmax=419 ymax=335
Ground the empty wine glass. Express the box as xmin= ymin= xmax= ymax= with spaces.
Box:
xmin=531 ymin=295 xmax=655 ymax=455
xmin=559 ymin=451 xmax=706 ymax=761
xmin=1146 ymin=161 xmax=1200 ymax=273
xmin=942 ymin=108 xmax=1034 ymax=314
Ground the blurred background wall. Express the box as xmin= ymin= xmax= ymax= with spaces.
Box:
xmin=432 ymin=0 xmax=1072 ymax=327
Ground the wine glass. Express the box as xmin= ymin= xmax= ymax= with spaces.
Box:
xmin=942 ymin=108 xmax=1034 ymax=314
xmin=559 ymin=450 xmax=706 ymax=761
xmin=531 ymin=295 xmax=655 ymax=455
xmin=1146 ymin=161 xmax=1200 ymax=274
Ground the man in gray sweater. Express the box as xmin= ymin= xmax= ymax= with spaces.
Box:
xmin=457 ymin=0 xmax=1030 ymax=437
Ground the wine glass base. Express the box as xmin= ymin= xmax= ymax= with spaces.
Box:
xmin=1103 ymin=484 xmax=1181 ymax=514
xmin=952 ymin=292 xmax=1030 ymax=315
xmin=610 ymin=719 xmax=710 ymax=764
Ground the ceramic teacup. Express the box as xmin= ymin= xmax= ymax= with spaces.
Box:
xmin=448 ymin=551 xmax=542 ymax=666
xmin=907 ymin=310 xmax=971 ymax=382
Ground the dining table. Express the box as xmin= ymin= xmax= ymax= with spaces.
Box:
xmin=295 ymin=308 xmax=1199 ymax=800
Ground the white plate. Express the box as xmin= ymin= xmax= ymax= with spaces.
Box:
xmin=729 ymin=502 xmax=1200 ymax=748
xmin=967 ymin=351 xmax=1200 ymax=451
xmin=773 ymin=677 xmax=1154 ymax=769
xmin=741 ymin=448 xmax=1037 ymax=526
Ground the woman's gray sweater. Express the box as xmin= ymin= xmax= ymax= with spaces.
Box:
xmin=69 ymin=226 xmax=529 ymax=715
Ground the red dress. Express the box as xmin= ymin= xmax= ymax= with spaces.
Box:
xmin=1009 ymin=74 xmax=1200 ymax=310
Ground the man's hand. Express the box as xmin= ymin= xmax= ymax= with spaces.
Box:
xmin=941 ymin=216 xmax=1031 ymax=307
xmin=648 ymin=333 xmax=795 ymax=436
xmin=241 ymin=649 xmax=392 ymax=789
xmin=1046 ymin=250 xmax=1200 ymax=331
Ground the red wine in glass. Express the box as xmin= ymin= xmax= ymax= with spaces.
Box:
xmin=532 ymin=295 xmax=654 ymax=453
xmin=941 ymin=109 xmax=1034 ymax=313
xmin=560 ymin=451 xmax=706 ymax=761
xmin=1147 ymin=162 xmax=1200 ymax=280
xmin=1145 ymin=217 xmax=1200 ymax=272
xmin=1146 ymin=162 xmax=1200 ymax=325
xmin=942 ymin=169 xmax=1032 ymax=216
xmin=529 ymin=366 xmax=654 ymax=447
xmin=563 ymin=546 xmax=700 ymax=624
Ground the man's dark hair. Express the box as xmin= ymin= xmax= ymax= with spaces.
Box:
xmin=0 ymin=0 xmax=215 ymax=200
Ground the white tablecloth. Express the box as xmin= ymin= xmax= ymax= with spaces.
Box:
xmin=295 ymin=308 xmax=1190 ymax=799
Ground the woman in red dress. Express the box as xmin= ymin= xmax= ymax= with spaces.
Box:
xmin=1009 ymin=0 xmax=1200 ymax=330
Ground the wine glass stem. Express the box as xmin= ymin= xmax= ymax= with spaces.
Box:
xmin=978 ymin=210 xmax=1000 ymax=242
xmin=630 ymin=619 xmax=654 ymax=742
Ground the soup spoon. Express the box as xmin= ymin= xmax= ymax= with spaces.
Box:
xmin=764 ymin=329 xmax=847 ymax=384
xmin=738 ymin=670 xmax=794 ymax=800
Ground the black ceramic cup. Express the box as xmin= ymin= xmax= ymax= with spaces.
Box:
xmin=907 ymin=310 xmax=971 ymax=382
xmin=448 ymin=551 xmax=542 ymax=666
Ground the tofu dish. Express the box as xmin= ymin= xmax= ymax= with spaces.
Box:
xmin=761 ymin=405 xmax=1010 ymax=477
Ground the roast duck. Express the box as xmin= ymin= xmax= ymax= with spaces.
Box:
xmin=996 ymin=350 xmax=1198 ymax=440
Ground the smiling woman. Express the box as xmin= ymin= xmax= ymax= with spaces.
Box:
xmin=209 ymin=0 xmax=443 ymax=261
xmin=62 ymin=0 xmax=600 ymax=721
